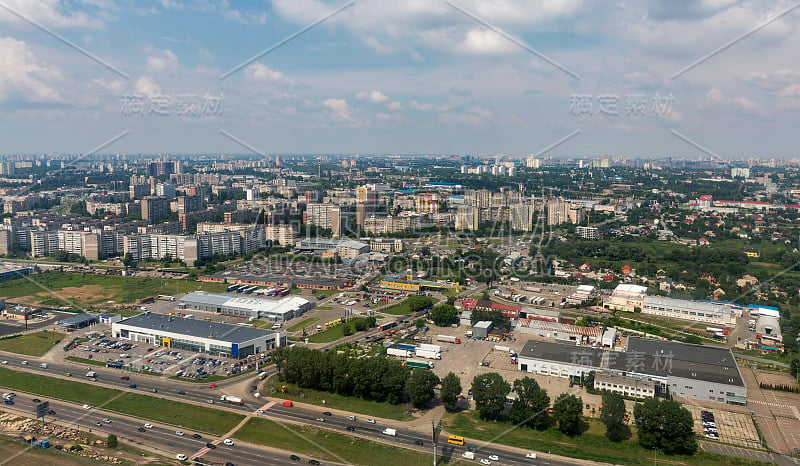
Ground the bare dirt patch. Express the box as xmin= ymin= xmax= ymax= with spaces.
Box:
xmin=37 ymin=285 xmax=110 ymax=301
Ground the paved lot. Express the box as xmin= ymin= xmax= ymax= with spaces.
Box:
xmin=0 ymin=311 xmax=73 ymax=337
xmin=700 ymin=442 xmax=780 ymax=465
xmin=684 ymin=404 xmax=762 ymax=449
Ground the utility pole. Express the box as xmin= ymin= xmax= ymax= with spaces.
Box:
xmin=432 ymin=419 xmax=442 ymax=466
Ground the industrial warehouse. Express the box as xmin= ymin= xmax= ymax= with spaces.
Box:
xmin=178 ymin=291 xmax=314 ymax=321
xmin=516 ymin=336 xmax=746 ymax=405
xmin=111 ymin=312 xmax=286 ymax=358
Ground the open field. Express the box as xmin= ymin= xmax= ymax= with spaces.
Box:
xmin=0 ymin=271 xmax=227 ymax=309
xmin=234 ymin=418 xmax=430 ymax=466
xmin=0 ymin=435 xmax=104 ymax=466
xmin=286 ymin=317 xmax=320 ymax=333
xmin=0 ymin=367 xmax=244 ymax=435
xmin=0 ymin=331 xmax=63 ymax=356
xmin=306 ymin=324 xmax=348 ymax=343
xmin=376 ymin=297 xmax=430 ymax=316
xmin=445 ymin=412 xmax=765 ymax=466
xmin=265 ymin=376 xmax=413 ymax=421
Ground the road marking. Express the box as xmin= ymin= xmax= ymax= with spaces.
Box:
xmin=253 ymin=400 xmax=276 ymax=415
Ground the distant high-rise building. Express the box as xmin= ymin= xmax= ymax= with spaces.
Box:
xmin=141 ymin=196 xmax=171 ymax=222
xmin=525 ymin=157 xmax=541 ymax=168
xmin=731 ymin=167 xmax=750 ymax=179
xmin=576 ymin=226 xmax=599 ymax=240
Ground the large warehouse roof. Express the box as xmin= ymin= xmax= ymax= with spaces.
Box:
xmin=116 ymin=312 xmax=275 ymax=343
xmin=180 ymin=291 xmax=310 ymax=316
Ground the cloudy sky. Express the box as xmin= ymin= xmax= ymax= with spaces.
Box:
xmin=1 ymin=0 xmax=799 ymax=157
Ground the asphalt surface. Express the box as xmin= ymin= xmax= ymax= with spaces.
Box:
xmin=0 ymin=352 xmax=580 ymax=466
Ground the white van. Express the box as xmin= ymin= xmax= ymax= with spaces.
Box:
xmin=39 ymin=363 xmax=48 ymax=369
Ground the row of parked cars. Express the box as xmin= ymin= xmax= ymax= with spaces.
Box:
xmin=701 ymin=410 xmax=719 ymax=439
xmin=94 ymin=339 xmax=136 ymax=352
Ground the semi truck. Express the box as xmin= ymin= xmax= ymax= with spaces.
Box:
xmin=705 ymin=327 xmax=729 ymax=335
xmin=220 ymin=395 xmax=243 ymax=405
xmin=387 ymin=348 xmax=413 ymax=358
xmin=436 ymin=335 xmax=461 ymax=344
xmin=405 ymin=360 xmax=433 ymax=369
xmin=382 ymin=428 xmax=397 ymax=436
xmin=417 ymin=343 xmax=442 ymax=353
xmin=415 ymin=349 xmax=442 ymax=360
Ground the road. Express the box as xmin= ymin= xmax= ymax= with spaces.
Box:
xmin=0 ymin=352 xmax=583 ymax=466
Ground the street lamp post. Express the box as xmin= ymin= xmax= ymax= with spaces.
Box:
xmin=432 ymin=420 xmax=442 ymax=466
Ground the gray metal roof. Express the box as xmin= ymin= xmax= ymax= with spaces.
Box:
xmin=116 ymin=312 xmax=276 ymax=343
xmin=58 ymin=313 xmax=99 ymax=325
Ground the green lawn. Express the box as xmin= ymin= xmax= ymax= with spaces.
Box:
xmin=0 ymin=435 xmax=103 ymax=466
xmin=287 ymin=317 xmax=320 ymax=333
xmin=266 ymin=376 xmax=412 ymax=421
xmin=0 ymin=331 xmax=63 ymax=356
xmin=445 ymin=412 xmax=763 ymax=466
xmin=234 ymin=418 xmax=430 ymax=465
xmin=306 ymin=325 xmax=348 ymax=343
xmin=0 ymin=366 xmax=244 ymax=436
xmin=315 ymin=305 xmax=333 ymax=311
xmin=0 ymin=270 xmax=227 ymax=308
xmin=65 ymin=356 xmax=107 ymax=367
xmin=376 ymin=298 xmax=424 ymax=316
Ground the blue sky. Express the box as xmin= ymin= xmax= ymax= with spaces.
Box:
xmin=1 ymin=0 xmax=800 ymax=158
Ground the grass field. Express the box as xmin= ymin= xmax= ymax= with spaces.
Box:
xmin=314 ymin=305 xmax=333 ymax=311
xmin=265 ymin=376 xmax=412 ymax=421
xmin=0 ymin=367 xmax=244 ymax=435
xmin=376 ymin=298 xmax=421 ymax=316
xmin=0 ymin=331 xmax=63 ymax=356
xmin=234 ymin=418 xmax=430 ymax=465
xmin=65 ymin=356 xmax=107 ymax=367
xmin=445 ymin=412 xmax=763 ymax=466
xmin=0 ymin=271 xmax=227 ymax=309
xmin=0 ymin=435 xmax=101 ymax=466
xmin=286 ymin=317 xmax=320 ymax=333
xmin=306 ymin=325 xmax=348 ymax=343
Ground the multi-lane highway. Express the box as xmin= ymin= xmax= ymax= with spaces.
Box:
xmin=1 ymin=352 xmax=575 ymax=466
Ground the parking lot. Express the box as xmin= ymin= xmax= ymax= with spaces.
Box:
xmin=684 ymin=405 xmax=761 ymax=449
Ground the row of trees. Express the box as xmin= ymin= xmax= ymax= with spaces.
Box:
xmin=272 ymin=346 xmax=462 ymax=409
xmin=471 ymin=373 xmax=583 ymax=436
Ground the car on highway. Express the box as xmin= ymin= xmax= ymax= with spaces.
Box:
xmin=315 ymin=418 xmax=325 ymax=422
xmin=82 ymin=404 xmax=91 ymax=410
xmin=480 ymin=460 xmax=491 ymax=465
xmin=488 ymin=455 xmax=499 ymax=461
xmin=414 ymin=440 xmax=423 ymax=446
xmin=192 ymin=434 xmax=202 ymax=439
xmin=290 ymin=455 xmax=300 ymax=461
xmin=322 ymin=411 xmax=332 ymax=416
xmin=93 ymin=421 xmax=102 ymax=426
xmin=4 ymin=400 xmax=13 ymax=405
xmin=102 ymin=418 xmax=112 ymax=424
xmin=144 ymin=424 xmax=153 ymax=429
xmin=309 ymin=461 xmax=320 ymax=466
xmin=207 ymin=400 xmax=214 ymax=404
xmin=48 ymin=410 xmax=56 ymax=415
xmin=205 ymin=442 xmax=216 ymax=449
xmin=366 ymin=419 xmax=376 ymax=424
xmin=137 ymin=427 xmax=146 ymax=432
xmin=256 ymin=409 xmax=266 ymax=414
xmin=525 ymin=453 xmax=537 ymax=459
xmin=282 ymin=401 xmax=293 ymax=407
xmin=129 ymin=384 xmax=137 ymax=388
xmin=176 ymin=454 xmax=188 ymax=461
xmin=32 ymin=398 xmax=40 ymax=403
xmin=0 ymin=361 xmax=7 ymax=364
xmin=175 ymin=431 xmax=184 ymax=436
xmin=120 ymin=376 xmax=130 ymax=380
xmin=149 ymin=388 xmax=157 ymax=393
xmin=177 ymin=390 xmax=186 ymax=395
xmin=209 ymin=383 xmax=217 ymax=388
xmin=223 ymin=438 xmax=234 ymax=446
xmin=346 ymin=426 xmax=355 ymax=432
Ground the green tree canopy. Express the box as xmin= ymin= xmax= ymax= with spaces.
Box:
xmin=600 ymin=392 xmax=630 ymax=442
xmin=440 ymin=372 xmax=462 ymax=413
xmin=508 ymin=376 xmax=550 ymax=430
xmin=472 ymin=372 xmax=510 ymax=420
xmin=429 ymin=304 xmax=459 ymax=326
xmin=405 ymin=369 xmax=440 ymax=409
xmin=553 ymin=393 xmax=583 ymax=436
xmin=634 ymin=398 xmax=697 ymax=455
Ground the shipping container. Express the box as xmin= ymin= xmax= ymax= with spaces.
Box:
xmin=387 ymin=348 xmax=412 ymax=358
xmin=436 ymin=335 xmax=461 ymax=344
xmin=415 ymin=349 xmax=442 ymax=360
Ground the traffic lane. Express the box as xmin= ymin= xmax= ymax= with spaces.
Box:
xmin=4 ymin=395 xmax=301 ymax=465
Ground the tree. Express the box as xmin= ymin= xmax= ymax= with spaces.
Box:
xmin=341 ymin=323 xmax=353 ymax=336
xmin=791 ymin=358 xmax=800 ymax=379
xmin=414 ymin=318 xmax=426 ymax=329
xmin=429 ymin=304 xmax=458 ymax=327
xmin=634 ymin=398 xmax=697 ymax=455
xmin=600 ymin=392 xmax=630 ymax=442
xmin=553 ymin=393 xmax=583 ymax=436
xmin=472 ymin=372 xmax=510 ymax=420
xmin=406 ymin=369 xmax=440 ymax=408
xmin=106 ymin=434 xmax=118 ymax=449
xmin=440 ymin=372 xmax=462 ymax=412
xmin=508 ymin=377 xmax=550 ymax=429
xmin=122 ymin=252 xmax=135 ymax=268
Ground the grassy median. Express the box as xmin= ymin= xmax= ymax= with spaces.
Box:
xmin=234 ymin=418 xmax=431 ymax=466
xmin=0 ymin=367 xmax=244 ymax=436
xmin=286 ymin=317 xmax=320 ymax=333
xmin=0 ymin=331 xmax=63 ymax=356
xmin=445 ymin=412 xmax=765 ymax=466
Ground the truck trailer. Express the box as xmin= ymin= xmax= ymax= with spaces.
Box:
xmin=436 ymin=335 xmax=461 ymax=344
xmin=405 ymin=359 xmax=433 ymax=369
xmin=415 ymin=349 xmax=442 ymax=360
xmin=220 ymin=395 xmax=243 ymax=405
xmin=417 ymin=343 xmax=442 ymax=353
xmin=387 ymin=348 xmax=413 ymax=358
xmin=396 ymin=343 xmax=417 ymax=351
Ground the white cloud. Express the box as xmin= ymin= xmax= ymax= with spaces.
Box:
xmin=134 ymin=76 xmax=161 ymax=97
xmin=145 ymin=49 xmax=179 ymax=73
xmin=245 ymin=63 xmax=285 ymax=82
xmin=457 ymin=28 xmax=518 ymax=55
xmin=386 ymin=101 xmax=403 ymax=110
xmin=408 ymin=100 xmax=451 ymax=112
xmin=706 ymin=88 xmax=724 ymax=102
xmin=91 ymin=77 xmax=126 ymax=94
xmin=0 ymin=37 xmax=64 ymax=103
xmin=356 ymin=90 xmax=389 ymax=103
xmin=323 ymin=98 xmax=353 ymax=121
xmin=0 ymin=0 xmax=104 ymax=29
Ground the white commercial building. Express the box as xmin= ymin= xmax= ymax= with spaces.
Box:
xmin=112 ymin=312 xmax=285 ymax=358
xmin=642 ymin=296 xmax=736 ymax=325
xmin=179 ymin=291 xmax=313 ymax=321
xmin=603 ymin=284 xmax=648 ymax=312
